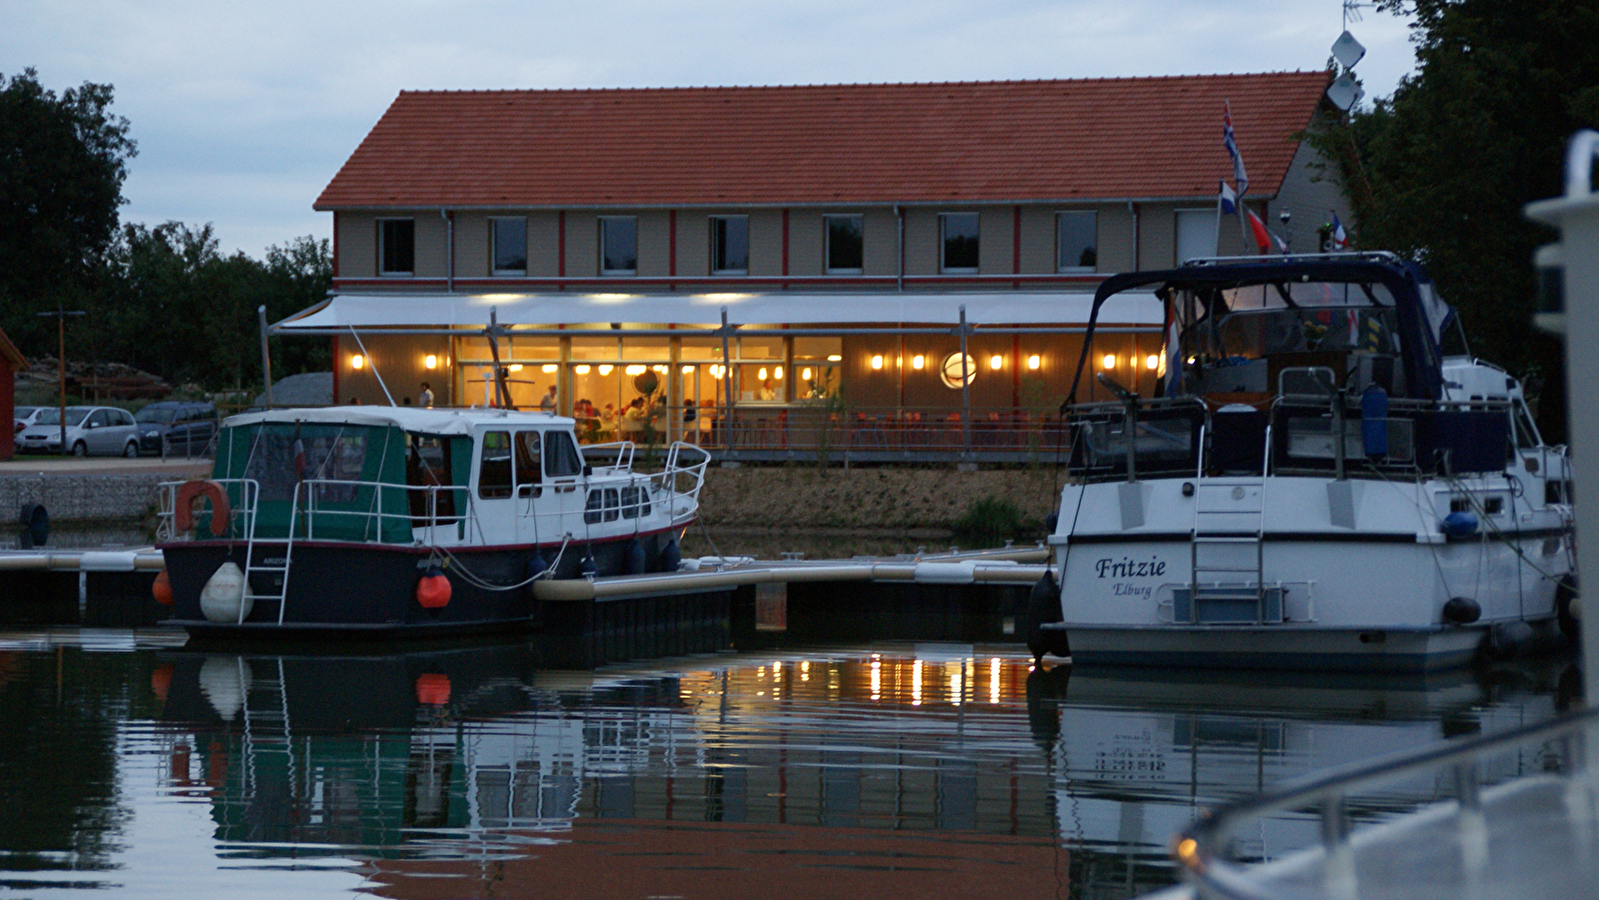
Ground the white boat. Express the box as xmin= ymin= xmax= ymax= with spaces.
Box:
xmin=155 ymin=405 xmax=710 ymax=639
xmin=1039 ymin=252 xmax=1576 ymax=671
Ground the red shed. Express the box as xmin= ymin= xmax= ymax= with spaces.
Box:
xmin=0 ymin=328 xmax=27 ymax=460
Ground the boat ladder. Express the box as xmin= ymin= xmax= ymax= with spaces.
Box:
xmin=1185 ymin=477 xmax=1275 ymax=623
xmin=238 ymin=487 xmax=298 ymax=625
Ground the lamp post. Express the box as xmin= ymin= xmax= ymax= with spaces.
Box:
xmin=36 ymin=305 xmax=85 ymax=456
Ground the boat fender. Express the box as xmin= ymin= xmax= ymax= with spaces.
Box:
xmin=1440 ymin=511 xmax=1479 ymax=539
xmin=659 ymin=538 xmax=682 ymax=572
xmin=580 ymin=549 xmax=599 ymax=579
xmin=1557 ymin=576 xmax=1579 ymax=641
xmin=623 ymin=538 xmax=646 ymax=575
xmin=416 ymin=565 xmax=451 ymax=610
xmin=415 ymin=673 xmax=451 ymax=706
xmin=199 ymin=561 xmax=251 ymax=624
xmin=1442 ymin=596 xmax=1481 ymax=625
xmin=1361 ymin=384 xmax=1389 ymax=458
xmin=1485 ymin=620 xmax=1536 ymax=660
xmin=152 ymin=568 xmax=174 ymax=606
xmin=18 ymin=502 xmax=48 ymax=548
xmin=528 ymin=549 xmax=549 ymax=578
xmin=175 ymin=480 xmax=231 ymax=537
xmin=1044 ymin=511 xmax=1059 ymax=536
xmin=1025 ymin=571 xmax=1070 ymax=664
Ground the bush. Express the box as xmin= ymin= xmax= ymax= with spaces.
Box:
xmin=951 ymin=497 xmax=1033 ymax=543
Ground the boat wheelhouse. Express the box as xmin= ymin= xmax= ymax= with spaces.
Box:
xmin=156 ymin=406 xmax=709 ymax=639
xmin=1042 ymin=252 xmax=1575 ymax=671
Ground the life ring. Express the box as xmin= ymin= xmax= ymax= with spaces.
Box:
xmin=175 ymin=480 xmax=231 ymax=537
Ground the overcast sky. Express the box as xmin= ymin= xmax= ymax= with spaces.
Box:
xmin=6 ymin=0 xmax=1416 ymax=260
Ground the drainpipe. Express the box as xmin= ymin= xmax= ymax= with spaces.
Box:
xmin=440 ymin=208 xmax=454 ymax=292
xmin=1128 ymin=201 xmax=1140 ymax=271
xmin=895 ymin=205 xmax=905 ymax=292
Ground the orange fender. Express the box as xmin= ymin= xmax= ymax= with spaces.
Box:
xmin=175 ymin=480 xmax=231 ymax=537
xmin=152 ymin=568 xmax=174 ymax=606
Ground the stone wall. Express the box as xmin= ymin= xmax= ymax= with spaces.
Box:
xmin=0 ymin=464 xmax=1068 ymax=531
xmin=697 ymin=465 xmax=1061 ymax=530
xmin=0 ymin=473 xmax=169 ymax=524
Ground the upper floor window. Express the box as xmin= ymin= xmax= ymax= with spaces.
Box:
xmin=711 ymin=216 xmax=749 ymax=275
xmin=940 ymin=212 xmax=980 ymax=273
xmin=599 ymin=216 xmax=637 ymax=275
xmin=825 ymin=214 xmax=863 ymax=274
xmin=491 ymin=217 xmax=528 ymax=275
xmin=1057 ymin=211 xmax=1098 ymax=272
xmin=379 ymin=218 xmax=415 ymax=276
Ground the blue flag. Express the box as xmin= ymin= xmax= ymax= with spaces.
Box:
xmin=1219 ymin=180 xmax=1238 ymax=215
xmin=1223 ymin=103 xmax=1249 ymax=197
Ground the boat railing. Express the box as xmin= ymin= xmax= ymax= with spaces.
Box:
xmin=1174 ymin=704 xmax=1598 ymax=900
xmin=155 ymin=477 xmax=263 ymax=543
xmin=581 ymin=440 xmax=636 ymax=473
xmin=654 ymin=441 xmax=712 ymax=514
xmin=1063 ymin=386 xmax=1520 ymax=483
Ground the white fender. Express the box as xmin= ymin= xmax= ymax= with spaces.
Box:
xmin=199 ymin=561 xmax=252 ymax=624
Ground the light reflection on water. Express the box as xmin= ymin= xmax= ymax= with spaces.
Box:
xmin=0 ymin=630 xmax=1578 ymax=899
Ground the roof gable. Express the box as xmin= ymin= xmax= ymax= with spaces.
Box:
xmin=316 ymin=71 xmax=1332 ymax=210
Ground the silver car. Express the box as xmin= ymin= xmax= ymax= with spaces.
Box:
xmin=17 ymin=406 xmax=141 ymax=457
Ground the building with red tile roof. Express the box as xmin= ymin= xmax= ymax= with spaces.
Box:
xmin=286 ymin=71 xmax=1351 ymax=459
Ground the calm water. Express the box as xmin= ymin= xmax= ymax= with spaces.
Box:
xmin=0 ymin=627 xmax=1579 ymax=900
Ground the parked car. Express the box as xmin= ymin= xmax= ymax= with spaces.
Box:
xmin=13 ymin=406 xmax=44 ymax=434
xmin=16 ymin=405 xmax=140 ymax=457
xmin=135 ymin=401 xmax=219 ymax=456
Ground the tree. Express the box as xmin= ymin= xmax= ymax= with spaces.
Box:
xmin=0 ymin=69 xmax=135 ymax=347
xmin=1348 ymin=0 xmax=1599 ymax=440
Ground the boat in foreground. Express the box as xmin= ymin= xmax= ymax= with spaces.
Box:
xmin=156 ymin=405 xmax=709 ymax=640
xmin=1044 ymin=252 xmax=1575 ymax=671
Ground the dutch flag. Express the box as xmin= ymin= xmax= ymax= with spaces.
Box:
xmin=1223 ymin=103 xmax=1249 ymax=197
xmin=1331 ymin=211 xmax=1349 ymax=250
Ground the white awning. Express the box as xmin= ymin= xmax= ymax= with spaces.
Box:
xmin=273 ymin=289 xmax=1163 ymax=333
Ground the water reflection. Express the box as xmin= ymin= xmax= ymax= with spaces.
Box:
xmin=0 ymin=631 xmax=1579 ymax=899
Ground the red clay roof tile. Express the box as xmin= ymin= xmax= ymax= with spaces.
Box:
xmin=315 ymin=72 xmax=1331 ymax=210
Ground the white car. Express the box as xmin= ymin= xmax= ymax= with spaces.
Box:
xmin=17 ymin=406 xmax=140 ymax=457
xmin=13 ymin=406 xmax=45 ymax=434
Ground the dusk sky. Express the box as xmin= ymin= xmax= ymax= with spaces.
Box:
xmin=6 ymin=0 xmax=1415 ymax=260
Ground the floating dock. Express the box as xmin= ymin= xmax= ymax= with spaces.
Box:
xmin=0 ymin=544 xmax=1052 ymax=664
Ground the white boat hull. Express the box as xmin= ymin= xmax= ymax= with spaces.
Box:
xmin=1050 ymin=474 xmax=1574 ymax=671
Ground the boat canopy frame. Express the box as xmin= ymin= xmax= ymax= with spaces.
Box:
xmin=1066 ymin=253 xmax=1457 ymax=405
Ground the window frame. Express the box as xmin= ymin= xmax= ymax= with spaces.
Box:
xmin=710 ymin=215 xmax=750 ymax=275
xmin=598 ymin=216 xmax=638 ymax=276
xmin=939 ymin=212 xmax=980 ymax=274
xmin=824 ymin=214 xmax=864 ymax=275
xmin=1056 ymin=210 xmax=1099 ymax=273
xmin=490 ymin=216 xmax=529 ymax=276
xmin=378 ymin=217 xmax=416 ymax=277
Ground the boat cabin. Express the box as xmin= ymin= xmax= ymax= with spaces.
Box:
xmin=1065 ymin=253 xmax=1540 ymax=483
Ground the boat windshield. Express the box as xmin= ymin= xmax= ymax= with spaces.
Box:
xmin=1166 ymin=280 xmax=1408 ymax=399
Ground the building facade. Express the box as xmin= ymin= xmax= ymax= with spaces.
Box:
xmin=284 ymin=71 xmax=1350 ymax=458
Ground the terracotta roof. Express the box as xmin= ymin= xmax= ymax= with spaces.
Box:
xmin=315 ymin=72 xmax=1332 ymax=210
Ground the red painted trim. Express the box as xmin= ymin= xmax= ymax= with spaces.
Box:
xmin=331 ymin=212 xmax=340 ymax=279
xmin=1013 ymin=206 xmax=1022 ymax=289
xmin=669 ymin=209 xmax=677 ymax=283
xmin=781 ymin=208 xmax=790 ymax=283
xmin=557 ymin=210 xmax=567 ymax=284
xmin=330 ymin=272 xmax=1108 ymax=291
xmin=331 ymin=334 xmax=341 ymax=403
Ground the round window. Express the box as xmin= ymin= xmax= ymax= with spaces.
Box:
xmin=939 ymin=353 xmax=977 ymax=389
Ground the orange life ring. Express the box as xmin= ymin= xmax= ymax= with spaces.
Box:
xmin=175 ymin=480 xmax=231 ymax=537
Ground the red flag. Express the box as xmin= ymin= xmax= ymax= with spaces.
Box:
xmin=1246 ymin=208 xmax=1272 ymax=254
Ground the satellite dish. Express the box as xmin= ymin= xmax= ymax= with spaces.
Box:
xmin=1331 ymin=30 xmax=1366 ymax=70
xmin=1326 ymin=74 xmax=1361 ymax=112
